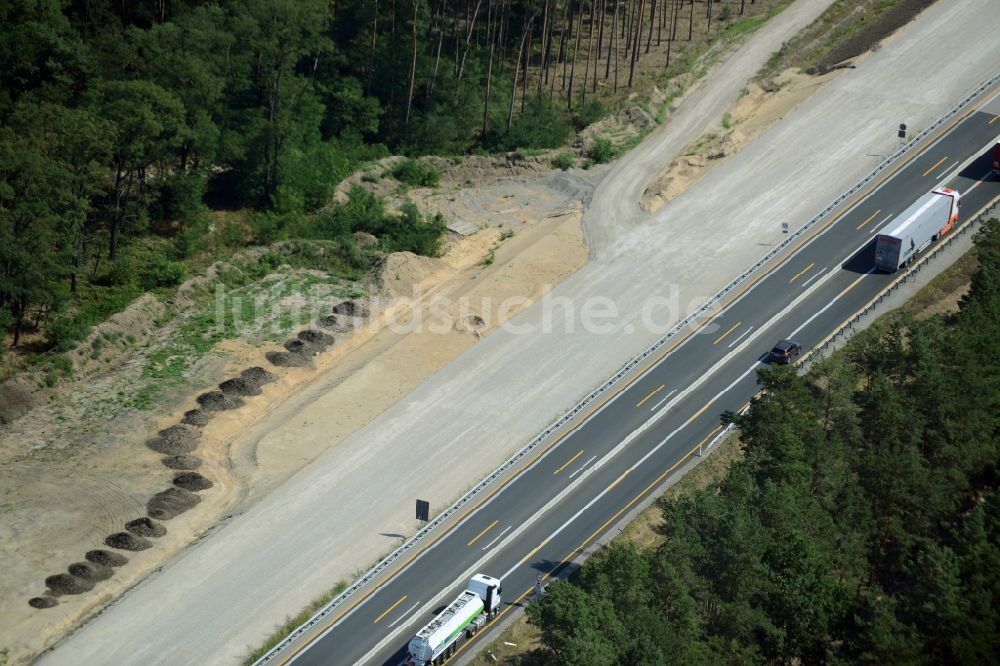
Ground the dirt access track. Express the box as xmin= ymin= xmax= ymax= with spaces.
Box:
xmin=16 ymin=1 xmax=1000 ymax=664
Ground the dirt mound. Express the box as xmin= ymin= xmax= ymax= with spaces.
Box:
xmin=105 ymin=532 xmax=152 ymax=551
xmin=86 ymin=549 xmax=128 ymax=567
xmin=196 ymin=390 xmax=244 ymax=411
xmin=146 ymin=425 xmax=201 ymax=455
xmin=161 ymin=455 xmax=202 ymax=470
xmin=283 ymin=339 xmax=309 ymax=354
xmin=317 ymin=315 xmax=350 ymax=331
xmin=298 ymin=329 xmax=334 ymax=348
xmin=29 ymin=596 xmax=58 ymax=609
xmin=219 ymin=377 xmax=262 ymax=397
xmin=173 ymin=472 xmax=213 ymax=492
xmin=331 ymin=299 xmax=369 ymax=318
xmin=0 ymin=375 xmax=38 ymax=424
xmin=241 ymin=366 xmax=277 ymax=387
xmin=373 ymin=252 xmax=443 ymax=299
xmin=182 ymin=409 xmax=211 ymax=426
xmin=147 ymin=487 xmax=201 ymax=520
xmin=45 ymin=573 xmax=95 ymax=595
xmin=126 ymin=517 xmax=167 ymax=538
xmin=266 ymin=350 xmax=311 ymax=368
xmin=68 ymin=561 xmax=113 ymax=582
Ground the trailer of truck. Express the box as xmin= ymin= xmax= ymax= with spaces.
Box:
xmin=404 ymin=574 xmax=502 ymax=666
xmin=874 ymin=187 xmax=960 ymax=272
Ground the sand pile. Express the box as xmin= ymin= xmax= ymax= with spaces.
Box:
xmin=105 ymin=532 xmax=152 ymax=551
xmin=172 ymin=472 xmax=213 ymax=492
xmin=126 ymin=517 xmax=167 ymax=538
xmin=147 ymin=487 xmax=201 ymax=520
xmin=146 ymin=425 xmax=201 ymax=455
xmin=196 ymin=390 xmax=244 ymax=412
xmin=44 ymin=573 xmax=93 ymax=595
xmin=265 ymin=350 xmax=311 ymax=368
xmin=29 ymin=596 xmax=57 ymax=609
xmin=161 ymin=455 xmax=202 ymax=470
xmin=182 ymin=409 xmax=211 ymax=426
xmin=86 ymin=550 xmax=128 ymax=567
xmin=68 ymin=561 xmax=113 ymax=582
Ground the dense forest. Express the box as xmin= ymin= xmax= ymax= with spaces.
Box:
xmin=528 ymin=220 xmax=1000 ymax=663
xmin=0 ymin=0 xmax=762 ymax=352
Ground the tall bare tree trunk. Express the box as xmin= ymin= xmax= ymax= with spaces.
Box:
xmin=688 ymin=0 xmax=693 ymax=41
xmin=456 ymin=0 xmax=484 ymax=89
xmin=537 ymin=0 xmax=549 ymax=94
xmin=561 ymin=0 xmax=574 ymax=92
xmin=627 ymin=0 xmax=645 ymax=89
xmin=366 ymin=0 xmax=378 ymax=94
xmin=666 ymin=0 xmax=677 ymax=68
xmin=645 ymin=0 xmax=656 ymax=53
xmin=567 ymin=1 xmax=584 ymax=109
xmin=606 ymin=0 xmax=618 ymax=79
xmin=508 ymin=14 xmax=533 ymax=130
xmin=405 ymin=0 xmax=419 ymax=125
xmin=483 ymin=0 xmax=497 ymax=134
xmin=581 ymin=1 xmax=595 ymax=104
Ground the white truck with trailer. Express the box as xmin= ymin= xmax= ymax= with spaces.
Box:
xmin=404 ymin=574 xmax=502 ymax=666
xmin=874 ymin=187 xmax=960 ymax=272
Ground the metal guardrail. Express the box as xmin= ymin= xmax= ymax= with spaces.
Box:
xmin=807 ymin=198 xmax=1000 ymax=359
xmin=253 ymin=72 xmax=1000 ymax=666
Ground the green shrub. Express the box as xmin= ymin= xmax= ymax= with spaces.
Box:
xmin=572 ymin=98 xmax=606 ymax=131
xmin=140 ymin=251 xmax=187 ymax=289
xmin=551 ymin=152 xmax=575 ymax=170
xmin=46 ymin=315 xmax=86 ymax=351
xmin=52 ymin=355 xmax=74 ymax=376
xmin=108 ymin=255 xmax=138 ymax=288
xmin=589 ymin=138 xmax=617 ymax=164
xmin=392 ymin=158 xmax=441 ymax=187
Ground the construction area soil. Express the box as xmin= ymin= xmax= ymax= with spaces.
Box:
xmin=0 ymin=167 xmax=588 ymax=663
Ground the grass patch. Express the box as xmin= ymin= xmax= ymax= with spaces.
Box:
xmin=242 ymin=580 xmax=349 ymax=665
xmin=550 ymin=152 xmax=575 ymax=170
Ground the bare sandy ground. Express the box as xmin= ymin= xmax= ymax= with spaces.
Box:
xmin=0 ymin=186 xmax=585 ymax=663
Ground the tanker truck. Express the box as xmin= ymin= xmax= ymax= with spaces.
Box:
xmin=874 ymin=187 xmax=960 ymax=272
xmin=404 ymin=574 xmax=501 ymax=666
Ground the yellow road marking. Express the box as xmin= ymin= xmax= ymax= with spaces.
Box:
xmin=921 ymin=155 xmax=948 ymax=177
xmin=835 ymin=272 xmax=869 ymax=301
xmin=553 ymin=450 xmax=584 ymax=475
xmin=277 ymin=82 xmax=1000 ymax=666
xmin=466 ymin=520 xmax=499 ymax=547
xmin=517 ymin=538 xmax=551 ymax=568
xmin=372 ymin=595 xmax=407 ymax=624
xmin=788 ymin=262 xmax=815 ymax=284
xmin=635 ymin=384 xmax=665 ymax=407
xmin=990 ymin=114 xmax=1000 ymax=124
xmin=685 ymin=399 xmax=715 ymax=426
xmin=606 ymin=469 xmax=632 ymax=493
xmin=713 ymin=321 xmax=741 ymax=345
xmin=856 ymin=209 xmax=881 ymax=230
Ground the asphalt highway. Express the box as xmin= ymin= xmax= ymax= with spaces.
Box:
xmin=282 ymin=89 xmax=1000 ymax=666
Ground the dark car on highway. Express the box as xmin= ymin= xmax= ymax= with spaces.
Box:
xmin=769 ymin=339 xmax=801 ymax=365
